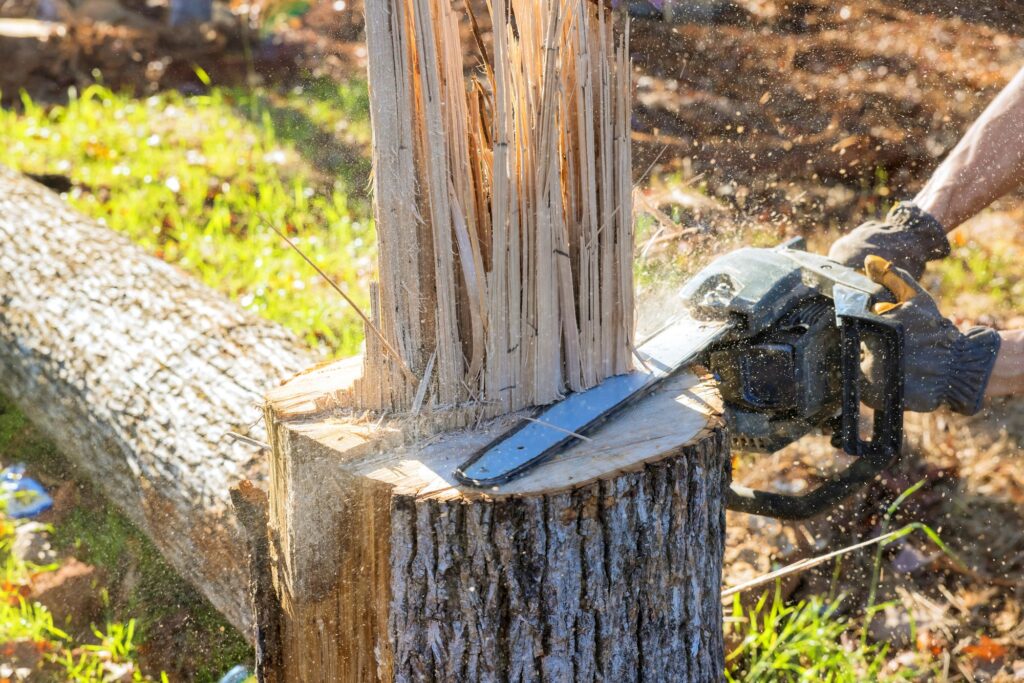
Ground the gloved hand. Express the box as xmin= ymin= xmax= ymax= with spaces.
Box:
xmin=830 ymin=202 xmax=951 ymax=280
xmin=861 ymin=255 xmax=1000 ymax=415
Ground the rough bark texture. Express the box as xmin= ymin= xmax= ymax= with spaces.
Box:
xmin=0 ymin=166 xmax=312 ymax=633
xmin=386 ymin=432 xmax=730 ymax=682
xmin=261 ymin=365 xmax=729 ymax=681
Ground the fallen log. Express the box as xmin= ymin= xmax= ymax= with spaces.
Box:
xmin=0 ymin=165 xmax=312 ymax=633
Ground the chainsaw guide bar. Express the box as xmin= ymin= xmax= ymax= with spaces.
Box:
xmin=453 ymin=313 xmax=733 ymax=487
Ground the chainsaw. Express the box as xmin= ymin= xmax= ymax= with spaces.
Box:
xmin=454 ymin=238 xmax=906 ymax=520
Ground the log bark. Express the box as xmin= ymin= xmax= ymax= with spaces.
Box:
xmin=260 ymin=362 xmax=729 ymax=681
xmin=0 ymin=165 xmax=313 ymax=633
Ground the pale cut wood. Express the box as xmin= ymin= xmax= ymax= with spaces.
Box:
xmin=360 ymin=0 xmax=635 ymax=423
xmin=0 ymin=166 xmax=313 ymax=634
xmin=259 ymin=367 xmax=728 ymax=681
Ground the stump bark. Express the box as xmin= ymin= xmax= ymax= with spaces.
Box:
xmin=260 ymin=361 xmax=729 ymax=681
xmin=0 ymin=166 xmax=313 ymax=632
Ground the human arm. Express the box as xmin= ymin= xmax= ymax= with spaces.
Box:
xmin=985 ymin=329 xmax=1024 ymax=398
xmin=830 ymin=66 xmax=1024 ymax=277
xmin=915 ymin=66 xmax=1024 ymax=231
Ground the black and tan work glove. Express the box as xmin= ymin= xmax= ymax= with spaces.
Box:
xmin=861 ymin=255 xmax=1000 ymax=415
xmin=830 ymin=202 xmax=951 ymax=280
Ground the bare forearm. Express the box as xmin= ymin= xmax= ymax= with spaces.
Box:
xmin=985 ymin=329 xmax=1024 ymax=398
xmin=915 ymin=66 xmax=1024 ymax=230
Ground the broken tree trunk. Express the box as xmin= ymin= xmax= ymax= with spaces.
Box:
xmin=254 ymin=0 xmax=732 ymax=677
xmin=357 ymin=0 xmax=634 ymax=419
xmin=0 ymin=165 xmax=313 ymax=633
xmin=261 ymin=364 xmax=729 ymax=681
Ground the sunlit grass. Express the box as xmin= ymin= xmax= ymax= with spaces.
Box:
xmin=933 ymin=243 xmax=1024 ymax=318
xmin=0 ymin=500 xmax=167 ymax=681
xmin=0 ymin=81 xmax=376 ymax=356
xmin=725 ymin=589 xmax=922 ymax=683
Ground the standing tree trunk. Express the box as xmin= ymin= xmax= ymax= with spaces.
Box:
xmin=251 ymin=0 xmax=732 ymax=676
xmin=259 ymin=364 xmax=729 ymax=681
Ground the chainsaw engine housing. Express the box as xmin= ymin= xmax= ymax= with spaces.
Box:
xmin=707 ymin=296 xmax=841 ymax=451
xmin=678 ymin=240 xmax=886 ymax=453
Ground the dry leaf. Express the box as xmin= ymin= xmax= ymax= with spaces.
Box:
xmin=963 ymin=635 xmax=1008 ymax=663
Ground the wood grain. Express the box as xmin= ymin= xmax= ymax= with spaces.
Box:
xmin=360 ymin=0 xmax=635 ymax=425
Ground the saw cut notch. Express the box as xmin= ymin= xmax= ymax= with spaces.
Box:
xmin=455 ymin=312 xmax=732 ymax=485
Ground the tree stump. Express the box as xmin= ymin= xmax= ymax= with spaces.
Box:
xmin=259 ymin=361 xmax=729 ymax=681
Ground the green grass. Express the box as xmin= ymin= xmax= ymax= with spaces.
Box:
xmin=51 ymin=502 xmax=253 ymax=681
xmin=0 ymin=80 xmax=376 ymax=356
xmin=0 ymin=393 xmax=251 ymax=681
xmin=726 ymin=589 xmax=908 ymax=683
xmin=0 ymin=487 xmax=164 ymax=681
xmin=934 ymin=243 xmax=1024 ymax=315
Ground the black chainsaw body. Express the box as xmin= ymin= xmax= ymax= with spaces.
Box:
xmin=706 ymin=295 xmax=840 ymax=453
xmin=679 ymin=238 xmax=906 ymax=518
xmin=455 ymin=238 xmax=906 ymax=520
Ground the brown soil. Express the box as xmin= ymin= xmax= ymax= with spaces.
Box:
xmin=0 ymin=0 xmax=365 ymax=103
xmin=631 ymin=0 xmax=1024 ymax=229
xmin=30 ymin=558 xmax=106 ymax=639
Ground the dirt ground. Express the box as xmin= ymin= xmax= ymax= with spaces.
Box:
xmin=627 ymin=2 xmax=1024 ymax=679
xmin=4 ymin=0 xmax=1024 ymax=679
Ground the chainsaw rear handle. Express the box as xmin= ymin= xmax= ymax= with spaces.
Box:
xmin=836 ymin=312 xmax=905 ymax=465
xmin=726 ymin=305 xmax=905 ymax=520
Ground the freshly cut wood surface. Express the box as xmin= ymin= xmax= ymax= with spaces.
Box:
xmin=262 ymin=368 xmax=728 ymax=681
xmin=0 ymin=166 xmax=312 ymax=633
xmin=272 ymin=368 xmax=723 ymax=501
